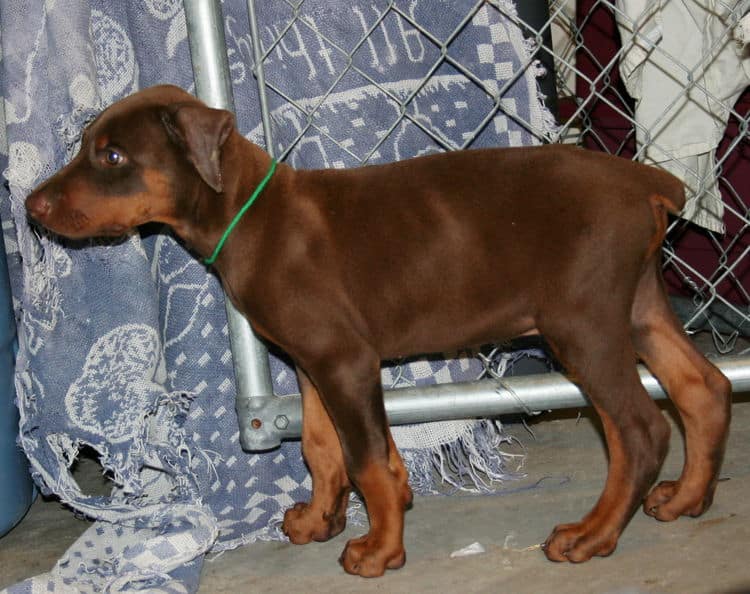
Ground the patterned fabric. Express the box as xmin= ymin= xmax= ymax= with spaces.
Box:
xmin=0 ymin=1 xmax=554 ymax=591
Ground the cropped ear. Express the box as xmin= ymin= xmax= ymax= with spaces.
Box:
xmin=160 ymin=102 xmax=235 ymax=193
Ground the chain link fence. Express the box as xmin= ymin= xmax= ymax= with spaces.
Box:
xmin=549 ymin=0 xmax=750 ymax=354
xmin=237 ymin=0 xmax=750 ymax=358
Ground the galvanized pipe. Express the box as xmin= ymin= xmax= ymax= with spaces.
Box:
xmin=385 ymin=354 xmax=750 ymax=424
xmin=250 ymin=355 xmax=750 ymax=446
xmin=182 ymin=1 xmax=232 ymax=107
xmin=183 ymin=0 xmax=276 ymax=451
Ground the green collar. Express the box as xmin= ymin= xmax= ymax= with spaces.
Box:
xmin=203 ymin=159 xmax=277 ymax=266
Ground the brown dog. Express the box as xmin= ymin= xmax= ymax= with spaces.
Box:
xmin=25 ymin=85 xmax=731 ymax=577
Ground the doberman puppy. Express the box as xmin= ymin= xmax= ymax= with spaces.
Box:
xmin=26 ymin=85 xmax=731 ymax=577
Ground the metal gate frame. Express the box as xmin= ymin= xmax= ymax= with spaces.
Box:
xmin=183 ymin=0 xmax=750 ymax=452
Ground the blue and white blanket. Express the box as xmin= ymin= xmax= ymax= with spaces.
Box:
xmin=0 ymin=1 xmax=555 ymax=591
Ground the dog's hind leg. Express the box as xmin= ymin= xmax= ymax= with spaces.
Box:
xmin=299 ymin=345 xmax=412 ymax=577
xmin=541 ymin=305 xmax=670 ymax=562
xmin=631 ymin=258 xmax=731 ymax=521
xmin=282 ymin=367 xmax=351 ymax=544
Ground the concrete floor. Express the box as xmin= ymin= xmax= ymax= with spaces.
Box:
xmin=2 ymin=395 xmax=750 ymax=593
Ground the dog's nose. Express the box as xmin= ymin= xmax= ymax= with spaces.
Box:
xmin=25 ymin=191 xmax=52 ymax=221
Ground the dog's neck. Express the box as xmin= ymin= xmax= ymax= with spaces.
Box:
xmin=171 ymin=133 xmax=288 ymax=268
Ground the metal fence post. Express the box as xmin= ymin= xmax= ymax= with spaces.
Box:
xmin=182 ymin=0 xmax=280 ymax=451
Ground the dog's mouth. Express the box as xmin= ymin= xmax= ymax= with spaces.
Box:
xmin=27 ymin=211 xmax=130 ymax=240
xmin=26 ymin=187 xmax=137 ymax=240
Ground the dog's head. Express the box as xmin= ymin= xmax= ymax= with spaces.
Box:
xmin=25 ymin=85 xmax=236 ymax=239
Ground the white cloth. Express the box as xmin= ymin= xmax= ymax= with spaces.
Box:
xmin=616 ymin=0 xmax=750 ymax=232
xmin=736 ymin=9 xmax=750 ymax=44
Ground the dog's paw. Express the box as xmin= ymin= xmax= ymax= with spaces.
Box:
xmin=543 ymin=521 xmax=618 ymax=563
xmin=282 ymin=502 xmax=347 ymax=544
xmin=339 ymin=534 xmax=406 ymax=577
xmin=643 ymin=480 xmax=714 ymax=521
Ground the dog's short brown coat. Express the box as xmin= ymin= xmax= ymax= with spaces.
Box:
xmin=26 ymin=85 xmax=731 ymax=577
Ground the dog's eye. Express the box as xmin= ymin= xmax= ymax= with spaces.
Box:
xmin=105 ymin=149 xmax=123 ymax=166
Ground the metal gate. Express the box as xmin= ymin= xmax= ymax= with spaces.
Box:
xmin=182 ymin=0 xmax=750 ymax=451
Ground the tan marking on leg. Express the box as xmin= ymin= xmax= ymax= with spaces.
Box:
xmin=282 ymin=368 xmax=351 ymax=544
xmin=340 ymin=437 xmax=411 ymax=577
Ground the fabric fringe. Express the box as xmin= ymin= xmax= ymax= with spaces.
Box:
xmin=401 ymin=418 xmax=526 ymax=495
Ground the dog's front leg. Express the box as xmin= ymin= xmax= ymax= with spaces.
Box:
xmin=300 ymin=348 xmax=412 ymax=577
xmin=283 ymin=367 xmax=351 ymax=543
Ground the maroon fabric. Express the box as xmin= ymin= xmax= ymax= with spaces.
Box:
xmin=574 ymin=0 xmax=635 ymax=157
xmin=574 ymin=0 xmax=750 ymax=302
